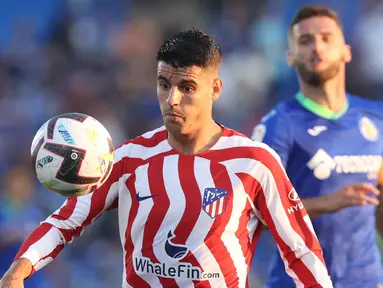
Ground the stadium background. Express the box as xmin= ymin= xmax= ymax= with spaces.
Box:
xmin=0 ymin=0 xmax=382 ymax=287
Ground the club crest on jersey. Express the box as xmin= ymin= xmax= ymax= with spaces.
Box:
xmin=202 ymin=188 xmax=228 ymax=219
xmin=359 ymin=117 xmax=379 ymax=142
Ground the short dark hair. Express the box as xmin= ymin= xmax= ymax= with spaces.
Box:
xmin=289 ymin=6 xmax=343 ymax=35
xmin=156 ymin=28 xmax=222 ymax=69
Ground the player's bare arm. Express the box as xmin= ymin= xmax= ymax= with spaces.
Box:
xmin=302 ymin=183 xmax=380 ymax=218
xmin=375 ymin=166 xmax=383 ymax=237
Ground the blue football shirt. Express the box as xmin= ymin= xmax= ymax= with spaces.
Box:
xmin=252 ymin=93 xmax=383 ymax=288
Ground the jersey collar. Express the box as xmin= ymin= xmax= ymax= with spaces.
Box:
xmin=295 ymin=92 xmax=349 ymax=119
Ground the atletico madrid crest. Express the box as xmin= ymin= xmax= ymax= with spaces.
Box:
xmin=202 ymin=188 xmax=228 ymax=219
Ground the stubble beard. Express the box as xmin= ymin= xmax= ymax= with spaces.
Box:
xmin=296 ymin=61 xmax=340 ymax=87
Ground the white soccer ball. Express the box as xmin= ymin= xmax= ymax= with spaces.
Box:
xmin=31 ymin=113 xmax=115 ymax=197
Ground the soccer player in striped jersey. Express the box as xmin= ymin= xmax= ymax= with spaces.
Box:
xmin=251 ymin=6 xmax=383 ymax=288
xmin=0 ymin=29 xmax=332 ymax=288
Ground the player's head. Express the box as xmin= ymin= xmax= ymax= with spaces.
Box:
xmin=287 ymin=6 xmax=351 ymax=87
xmin=156 ymin=28 xmax=223 ymax=135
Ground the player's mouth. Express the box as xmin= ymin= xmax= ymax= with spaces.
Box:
xmin=310 ymin=56 xmax=324 ymax=66
xmin=164 ymin=112 xmax=184 ymax=121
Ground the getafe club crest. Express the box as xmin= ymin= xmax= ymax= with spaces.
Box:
xmin=251 ymin=124 xmax=266 ymax=142
xmin=202 ymin=188 xmax=228 ymax=219
xmin=359 ymin=117 xmax=379 ymax=142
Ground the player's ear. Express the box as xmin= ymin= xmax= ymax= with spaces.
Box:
xmin=343 ymin=44 xmax=352 ymax=63
xmin=211 ymin=77 xmax=222 ymax=101
xmin=286 ymin=50 xmax=295 ymax=67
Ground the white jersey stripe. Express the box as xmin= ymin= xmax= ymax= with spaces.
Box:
xmin=131 ymin=163 xmax=162 ymax=287
xmin=153 ymin=155 xmax=194 ymax=288
xmin=304 ymin=215 xmax=319 ymax=241
xmin=221 ymin=171 xmax=249 ymax=288
xmin=119 ymin=173 xmax=133 ymax=286
xmin=117 ymin=141 xmax=172 ymax=162
xmin=211 ymin=135 xmax=255 ymax=151
xmin=118 ymin=173 xmax=132 ymax=245
xmin=20 ymin=228 xmax=64 ymax=269
xmin=246 ymin=213 xmax=260 ymax=244
xmin=141 ymin=126 xmax=166 ymax=139
xmin=153 ymin=155 xmax=183 ymax=262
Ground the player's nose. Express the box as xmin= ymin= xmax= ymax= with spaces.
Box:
xmin=166 ymin=87 xmax=182 ymax=106
xmin=312 ymin=38 xmax=326 ymax=54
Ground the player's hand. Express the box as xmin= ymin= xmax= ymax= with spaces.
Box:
xmin=328 ymin=183 xmax=380 ymax=212
xmin=0 ymin=276 xmax=24 ymax=288
xmin=0 ymin=259 xmax=31 ymax=288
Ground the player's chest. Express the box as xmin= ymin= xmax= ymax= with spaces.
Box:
xmin=293 ymin=116 xmax=383 ymax=180
xmin=122 ymin=155 xmax=252 ymax=228
xmin=300 ymin=114 xmax=380 ymax=147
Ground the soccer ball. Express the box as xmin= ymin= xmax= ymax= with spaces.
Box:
xmin=31 ymin=113 xmax=115 ymax=197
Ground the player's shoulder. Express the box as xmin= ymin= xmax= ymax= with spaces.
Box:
xmin=221 ymin=126 xmax=282 ymax=163
xmin=260 ymin=98 xmax=302 ymax=124
xmin=251 ymin=99 xmax=299 ymax=142
xmin=348 ymin=94 xmax=383 ymax=120
xmin=274 ymin=98 xmax=301 ymax=113
xmin=114 ymin=126 xmax=168 ymax=161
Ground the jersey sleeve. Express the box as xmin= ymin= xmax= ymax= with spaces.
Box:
xmin=254 ymin=145 xmax=333 ymax=287
xmin=251 ymin=109 xmax=292 ymax=168
xmin=13 ymin=151 xmax=124 ymax=277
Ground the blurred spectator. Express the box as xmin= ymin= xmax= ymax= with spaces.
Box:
xmin=0 ymin=166 xmax=51 ymax=286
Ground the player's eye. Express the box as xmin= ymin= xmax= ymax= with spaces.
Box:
xmin=298 ymin=37 xmax=312 ymax=45
xmin=322 ymin=35 xmax=333 ymax=43
xmin=182 ymin=86 xmax=195 ymax=93
xmin=159 ymin=82 xmax=170 ymax=90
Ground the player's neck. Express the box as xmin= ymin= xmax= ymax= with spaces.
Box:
xmin=167 ymin=120 xmax=222 ymax=155
xmin=300 ymin=78 xmax=347 ymax=113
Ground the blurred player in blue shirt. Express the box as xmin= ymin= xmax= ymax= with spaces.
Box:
xmin=251 ymin=6 xmax=383 ymax=288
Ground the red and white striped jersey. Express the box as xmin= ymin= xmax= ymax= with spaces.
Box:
xmin=15 ymin=126 xmax=333 ymax=288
